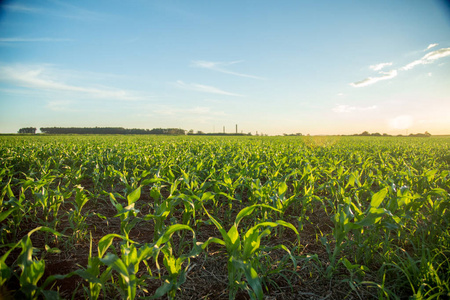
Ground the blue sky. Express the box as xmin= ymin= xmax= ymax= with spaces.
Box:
xmin=1 ymin=0 xmax=449 ymax=135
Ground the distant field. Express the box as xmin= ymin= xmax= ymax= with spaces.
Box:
xmin=1 ymin=135 xmax=449 ymax=299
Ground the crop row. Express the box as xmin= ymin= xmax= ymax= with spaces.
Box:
xmin=0 ymin=135 xmax=449 ymax=299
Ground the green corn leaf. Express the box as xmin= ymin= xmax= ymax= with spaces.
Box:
xmin=0 ymin=207 xmax=17 ymax=222
xmin=98 ymin=234 xmax=125 ymax=258
xmin=6 ymin=183 xmax=15 ymax=199
xmin=73 ymin=269 xmax=103 ymax=285
xmin=274 ymin=220 xmax=299 ymax=235
xmin=227 ymin=225 xmax=240 ymax=250
xmin=232 ymin=258 xmax=263 ymax=300
xmin=127 ymin=186 xmax=141 ymax=205
xmin=75 ymin=188 xmax=89 ymax=212
xmin=113 ymin=204 xmax=139 ymax=218
xmin=244 ymin=265 xmax=263 ymax=300
xmin=148 ymin=280 xmax=174 ymax=299
xmin=200 ymin=237 xmax=226 ymax=250
xmin=235 ymin=205 xmax=257 ymax=227
xmin=137 ymin=244 xmax=155 ymax=262
xmin=202 ymin=205 xmax=231 ymax=245
xmin=235 ymin=204 xmax=281 ymax=227
xmin=340 ymin=258 xmax=359 ymax=270
xmin=100 ymin=253 xmax=129 ymax=282
xmin=427 ymin=188 xmax=447 ymax=197
xmin=243 ymin=228 xmax=267 ymax=259
xmin=355 ymin=208 xmax=387 ymax=227
xmin=200 ymin=192 xmax=215 ymax=202
xmin=155 ymin=224 xmax=194 ymax=246
xmin=22 ymin=226 xmax=63 ymax=238
xmin=109 ymin=193 xmax=123 ymax=212
xmin=370 ymin=187 xmax=388 ymax=209
xmin=278 ymin=181 xmax=288 ymax=196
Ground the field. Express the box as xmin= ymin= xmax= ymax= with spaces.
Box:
xmin=1 ymin=135 xmax=449 ymax=299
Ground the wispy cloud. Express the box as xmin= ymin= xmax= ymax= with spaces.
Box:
xmin=0 ymin=38 xmax=73 ymax=42
xmin=3 ymin=1 xmax=108 ymax=21
xmin=426 ymin=43 xmax=438 ymax=50
xmin=47 ymin=100 xmax=75 ymax=111
xmin=0 ymin=64 xmax=141 ymax=101
xmin=191 ymin=60 xmax=265 ymax=80
xmin=402 ymin=47 xmax=450 ymax=70
xmin=350 ymin=45 xmax=450 ymax=88
xmin=369 ymin=62 xmax=392 ymax=71
xmin=2 ymin=4 xmax=40 ymax=13
xmin=350 ymin=70 xmax=397 ymax=87
xmin=175 ymin=80 xmax=243 ymax=97
xmin=333 ymin=104 xmax=377 ymax=113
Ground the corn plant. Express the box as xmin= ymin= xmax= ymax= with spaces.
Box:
xmin=109 ymin=186 xmax=142 ymax=243
xmin=201 ymin=204 xmax=299 ymax=300
xmin=97 ymin=234 xmax=151 ymax=300
xmin=0 ymin=226 xmax=65 ymax=299
xmin=151 ymin=224 xmax=201 ymax=299
xmin=67 ymin=186 xmax=90 ymax=243
xmin=1 ymin=134 xmax=449 ymax=299
xmin=75 ymin=233 xmax=113 ymax=300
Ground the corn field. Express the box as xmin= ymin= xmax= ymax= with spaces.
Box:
xmin=1 ymin=135 xmax=449 ymax=299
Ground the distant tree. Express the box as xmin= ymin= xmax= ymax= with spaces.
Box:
xmin=18 ymin=127 xmax=36 ymax=134
xmin=360 ymin=131 xmax=370 ymax=136
xmin=409 ymin=132 xmax=432 ymax=137
xmin=40 ymin=127 xmax=186 ymax=135
xmin=371 ymin=132 xmax=381 ymax=136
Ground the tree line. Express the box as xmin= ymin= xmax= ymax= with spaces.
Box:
xmin=18 ymin=127 xmax=186 ymax=135
xmin=352 ymin=131 xmax=432 ymax=137
xmin=18 ymin=127 xmax=37 ymax=134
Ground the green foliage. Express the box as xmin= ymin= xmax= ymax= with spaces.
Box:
xmin=201 ymin=204 xmax=298 ymax=299
xmin=0 ymin=135 xmax=449 ymax=299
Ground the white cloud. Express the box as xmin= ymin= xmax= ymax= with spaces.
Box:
xmin=0 ymin=38 xmax=73 ymax=42
xmin=350 ymin=70 xmax=398 ymax=87
xmin=0 ymin=64 xmax=141 ymax=101
xmin=389 ymin=115 xmax=413 ymax=129
xmin=47 ymin=100 xmax=74 ymax=111
xmin=3 ymin=1 xmax=107 ymax=21
xmin=402 ymin=47 xmax=450 ymax=70
xmin=426 ymin=43 xmax=438 ymax=50
xmin=175 ymin=80 xmax=243 ymax=97
xmin=2 ymin=4 xmax=39 ymax=13
xmin=369 ymin=62 xmax=393 ymax=71
xmin=333 ymin=104 xmax=377 ymax=113
xmin=349 ymin=45 xmax=450 ymax=89
xmin=191 ymin=60 xmax=265 ymax=80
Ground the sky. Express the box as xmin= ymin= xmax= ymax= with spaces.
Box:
xmin=0 ymin=0 xmax=449 ymax=135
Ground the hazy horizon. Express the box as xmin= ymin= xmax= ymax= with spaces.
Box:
xmin=1 ymin=1 xmax=450 ymax=136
